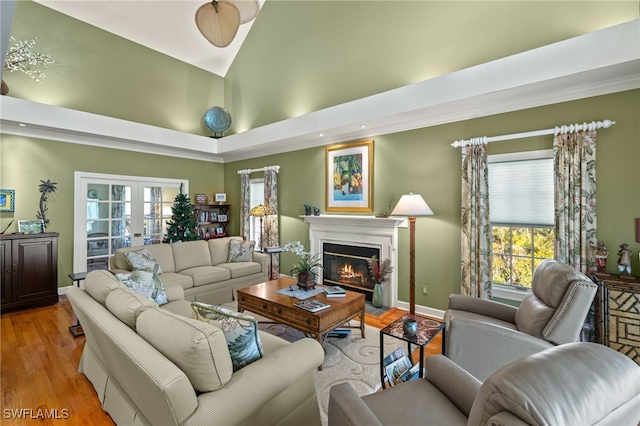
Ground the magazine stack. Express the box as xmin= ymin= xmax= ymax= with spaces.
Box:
xmin=382 ymin=348 xmax=420 ymax=386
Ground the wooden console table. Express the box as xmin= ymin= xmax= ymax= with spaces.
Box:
xmin=590 ymin=272 xmax=640 ymax=364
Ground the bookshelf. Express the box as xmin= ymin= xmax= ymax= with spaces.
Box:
xmin=193 ymin=204 xmax=230 ymax=239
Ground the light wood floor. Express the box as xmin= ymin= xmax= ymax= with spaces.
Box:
xmin=0 ymin=298 xmax=442 ymax=425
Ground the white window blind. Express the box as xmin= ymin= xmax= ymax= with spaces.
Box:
xmin=488 ymin=151 xmax=554 ymax=226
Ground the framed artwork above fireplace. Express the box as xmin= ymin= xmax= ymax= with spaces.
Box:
xmin=325 ymin=139 xmax=373 ymax=212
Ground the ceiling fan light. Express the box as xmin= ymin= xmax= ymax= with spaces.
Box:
xmin=226 ymin=0 xmax=260 ymax=24
xmin=195 ymin=1 xmax=241 ymax=48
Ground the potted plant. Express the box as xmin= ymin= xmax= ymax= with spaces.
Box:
xmin=283 ymin=241 xmax=323 ymax=290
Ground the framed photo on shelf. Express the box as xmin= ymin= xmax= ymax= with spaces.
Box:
xmin=18 ymin=219 xmax=45 ymax=234
xmin=216 ymin=227 xmax=224 ymax=235
xmin=215 ymin=193 xmax=226 ymax=204
xmin=218 ymin=214 xmax=228 ymax=222
xmin=0 ymin=189 xmax=15 ymax=212
xmin=195 ymin=194 xmax=206 ymax=204
xmin=325 ymin=139 xmax=373 ymax=212
xmin=209 ymin=212 xmax=217 ymax=222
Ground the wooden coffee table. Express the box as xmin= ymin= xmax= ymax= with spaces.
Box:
xmin=237 ymin=277 xmax=366 ymax=346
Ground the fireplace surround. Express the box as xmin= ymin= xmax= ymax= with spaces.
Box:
xmin=303 ymin=215 xmax=407 ymax=307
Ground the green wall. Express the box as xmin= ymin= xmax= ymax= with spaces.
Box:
xmin=225 ymin=1 xmax=638 ymax=133
xmin=2 ymin=2 xmax=638 ymax=311
xmin=0 ymin=135 xmax=225 ymax=288
xmin=225 ymin=90 xmax=640 ymax=311
xmin=6 ymin=1 xmax=225 ymax=135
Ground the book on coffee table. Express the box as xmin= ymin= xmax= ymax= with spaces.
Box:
xmin=323 ymin=286 xmax=346 ymax=298
xmin=294 ymin=298 xmax=330 ymax=313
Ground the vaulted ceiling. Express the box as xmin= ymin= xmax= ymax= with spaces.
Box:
xmin=34 ymin=0 xmax=266 ymax=77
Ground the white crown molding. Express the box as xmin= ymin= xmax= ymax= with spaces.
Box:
xmin=1 ymin=20 xmax=638 ymax=162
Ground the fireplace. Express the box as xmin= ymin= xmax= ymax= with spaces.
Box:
xmin=303 ymin=215 xmax=407 ymax=307
xmin=323 ymin=243 xmax=379 ymax=300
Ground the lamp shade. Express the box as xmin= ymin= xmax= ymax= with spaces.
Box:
xmin=391 ymin=193 xmax=434 ymax=217
xmin=249 ymin=204 xmax=273 ymax=217
xmin=234 ymin=0 xmax=260 ymax=24
xmin=195 ymin=1 xmax=240 ymax=48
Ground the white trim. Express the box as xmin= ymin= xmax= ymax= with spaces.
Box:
xmin=1 ymin=21 xmax=637 ymax=163
xmin=492 ymin=284 xmax=530 ymax=303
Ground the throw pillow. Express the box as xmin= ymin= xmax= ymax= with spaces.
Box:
xmin=124 ymin=249 xmax=163 ymax=274
xmin=115 ymin=268 xmax=168 ymax=305
xmin=191 ymin=302 xmax=263 ymax=371
xmin=227 ymin=239 xmax=255 ymax=263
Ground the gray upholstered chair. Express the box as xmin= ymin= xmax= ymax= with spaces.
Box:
xmin=328 ymin=342 xmax=640 ymax=426
xmin=443 ymin=259 xmax=598 ymax=381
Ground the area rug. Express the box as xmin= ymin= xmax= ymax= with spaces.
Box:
xmin=222 ymin=302 xmax=402 ymax=426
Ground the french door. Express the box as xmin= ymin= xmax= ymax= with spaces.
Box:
xmin=73 ymin=172 xmax=187 ymax=273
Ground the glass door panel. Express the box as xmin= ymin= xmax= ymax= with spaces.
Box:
xmin=75 ymin=173 xmax=187 ymax=274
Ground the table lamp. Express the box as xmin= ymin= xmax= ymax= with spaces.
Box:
xmin=391 ymin=193 xmax=434 ymax=316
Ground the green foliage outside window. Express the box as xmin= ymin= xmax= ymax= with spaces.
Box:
xmin=492 ymin=226 xmax=554 ymax=288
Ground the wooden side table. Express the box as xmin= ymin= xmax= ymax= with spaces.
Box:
xmin=380 ymin=314 xmax=445 ymax=389
xmin=68 ymin=272 xmax=88 ymax=338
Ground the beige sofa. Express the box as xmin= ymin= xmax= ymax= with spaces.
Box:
xmin=329 ymin=342 xmax=640 ymax=426
xmin=68 ymin=269 xmax=324 ymax=426
xmin=110 ymin=237 xmax=270 ymax=305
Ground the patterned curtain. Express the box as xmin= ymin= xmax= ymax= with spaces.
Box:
xmin=239 ymin=172 xmax=250 ymax=240
xmin=150 ymin=187 xmax=163 ymax=242
xmin=553 ymin=131 xmax=597 ymax=273
xmin=264 ymin=168 xmax=280 ymax=279
xmin=460 ymin=143 xmax=492 ymax=299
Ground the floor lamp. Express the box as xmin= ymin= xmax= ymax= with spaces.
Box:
xmin=249 ymin=204 xmax=273 ymax=251
xmin=391 ymin=193 xmax=434 ymax=316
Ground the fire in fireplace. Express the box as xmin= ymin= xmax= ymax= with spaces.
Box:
xmin=323 ymin=243 xmax=379 ymax=300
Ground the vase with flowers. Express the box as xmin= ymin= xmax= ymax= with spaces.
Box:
xmin=283 ymin=241 xmax=323 ymax=290
xmin=367 ymin=255 xmax=393 ymax=308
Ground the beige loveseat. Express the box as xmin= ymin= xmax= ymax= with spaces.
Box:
xmin=110 ymin=237 xmax=270 ymax=305
xmin=68 ymin=269 xmax=324 ymax=426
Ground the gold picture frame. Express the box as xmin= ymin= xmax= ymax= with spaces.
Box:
xmin=326 ymin=139 xmax=373 ymax=212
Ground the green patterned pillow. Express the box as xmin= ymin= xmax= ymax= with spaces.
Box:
xmin=227 ymin=239 xmax=255 ymax=263
xmin=124 ymin=249 xmax=163 ymax=274
xmin=191 ymin=302 xmax=263 ymax=371
xmin=115 ymin=268 xmax=168 ymax=305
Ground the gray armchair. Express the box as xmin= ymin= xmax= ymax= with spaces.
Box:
xmin=328 ymin=342 xmax=640 ymax=426
xmin=444 ymin=259 xmax=598 ymax=381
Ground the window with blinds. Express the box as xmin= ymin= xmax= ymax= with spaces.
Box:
xmin=488 ymin=150 xmax=555 ymax=288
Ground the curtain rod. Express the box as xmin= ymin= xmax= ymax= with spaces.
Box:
xmin=450 ymin=120 xmax=615 ymax=148
xmin=237 ymin=165 xmax=280 ymax=175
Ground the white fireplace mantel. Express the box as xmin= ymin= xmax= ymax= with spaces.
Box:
xmin=302 ymin=215 xmax=408 ymax=229
xmin=303 ymin=215 xmax=407 ymax=307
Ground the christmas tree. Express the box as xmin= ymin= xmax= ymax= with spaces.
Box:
xmin=163 ymin=184 xmax=201 ymax=243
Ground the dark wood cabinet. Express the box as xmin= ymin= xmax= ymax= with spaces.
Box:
xmin=590 ymin=272 xmax=640 ymax=365
xmin=1 ymin=233 xmax=59 ymax=311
